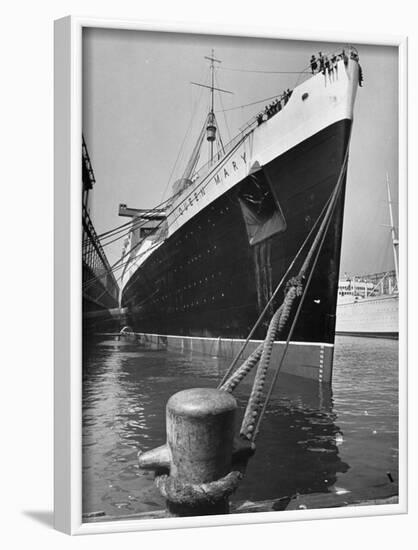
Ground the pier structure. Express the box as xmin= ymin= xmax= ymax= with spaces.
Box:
xmin=82 ymin=137 xmax=120 ymax=333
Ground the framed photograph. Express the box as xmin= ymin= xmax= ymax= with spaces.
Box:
xmin=54 ymin=16 xmax=407 ymax=535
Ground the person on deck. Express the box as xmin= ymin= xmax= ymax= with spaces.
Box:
xmin=331 ymin=53 xmax=338 ymax=77
xmin=310 ymin=54 xmax=318 ymax=74
xmin=318 ymin=52 xmax=325 ymax=73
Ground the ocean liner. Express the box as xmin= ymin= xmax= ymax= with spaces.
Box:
xmin=119 ymin=49 xmax=361 ymax=383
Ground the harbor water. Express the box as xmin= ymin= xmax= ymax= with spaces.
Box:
xmin=82 ymin=336 xmax=398 ymax=518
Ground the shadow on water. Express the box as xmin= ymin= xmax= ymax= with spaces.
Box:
xmin=232 ymin=372 xmax=349 ymax=504
xmin=81 ymin=336 xmax=361 ymax=517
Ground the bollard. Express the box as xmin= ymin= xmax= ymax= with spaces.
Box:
xmin=138 ymin=387 xmax=238 ymax=517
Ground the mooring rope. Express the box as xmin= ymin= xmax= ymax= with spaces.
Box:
xmin=252 ymin=188 xmax=343 ymax=441
xmin=155 ymin=470 xmax=244 ymax=507
xmin=240 ymin=284 xmax=301 ymax=440
xmin=220 ymin=143 xmax=350 ymax=445
xmin=148 ymin=140 xmax=350 ymax=509
xmin=217 ymin=180 xmax=337 ymax=390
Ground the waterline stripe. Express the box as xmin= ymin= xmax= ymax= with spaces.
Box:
xmin=137 ymin=333 xmax=334 ymax=348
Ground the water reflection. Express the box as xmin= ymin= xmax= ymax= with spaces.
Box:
xmin=82 ymin=336 xmax=398 ymax=517
xmin=233 ymin=373 xmax=349 ymax=504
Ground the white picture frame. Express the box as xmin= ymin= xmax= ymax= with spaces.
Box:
xmin=54 ymin=15 xmax=408 ymax=535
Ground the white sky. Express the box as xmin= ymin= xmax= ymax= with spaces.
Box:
xmin=82 ymin=28 xmax=398 ymax=276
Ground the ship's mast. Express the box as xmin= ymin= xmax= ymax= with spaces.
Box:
xmin=386 ymin=174 xmax=399 ymax=284
xmin=205 ymin=50 xmax=219 ymax=162
xmin=207 ymin=51 xmax=216 ymax=117
xmin=191 ymin=50 xmax=233 ymax=163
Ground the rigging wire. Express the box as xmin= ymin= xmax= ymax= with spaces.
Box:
xmin=96 ymin=217 xmax=134 ymax=239
xmin=252 ymin=153 xmax=349 ymax=441
xmin=214 ymin=72 xmax=231 ymax=142
xmin=219 ymin=66 xmax=309 ymax=75
xmin=160 ymin=67 xmax=210 ymax=203
xmin=94 ymin=195 xmax=173 ymax=242
xmin=95 ymin=48 xmax=344 ymax=241
xmin=83 ymin=131 xmax=249 ymax=292
xmin=216 ymin=93 xmax=280 ymax=113
xmin=217 ymin=188 xmax=336 ymax=389
xmin=85 ymin=47 xmax=351 ymax=290
xmin=218 ymin=46 xmax=348 ymax=112
xmin=97 ymin=207 xmax=171 ymax=247
xmin=92 ymin=198 xmax=173 ymax=245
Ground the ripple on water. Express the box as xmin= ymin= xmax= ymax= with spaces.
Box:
xmin=82 ymin=335 xmax=398 ymax=517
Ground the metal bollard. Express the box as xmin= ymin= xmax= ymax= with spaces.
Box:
xmin=138 ymin=387 xmax=238 ymax=516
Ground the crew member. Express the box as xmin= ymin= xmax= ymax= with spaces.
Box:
xmin=310 ymin=54 xmax=318 ymax=74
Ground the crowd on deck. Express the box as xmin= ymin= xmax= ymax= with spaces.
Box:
xmin=256 ymin=88 xmax=293 ymax=125
xmin=310 ymin=49 xmax=360 ymax=78
xmin=256 ymin=49 xmax=362 ymax=126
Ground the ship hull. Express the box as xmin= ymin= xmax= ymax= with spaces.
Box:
xmin=122 ymin=118 xmax=352 ymax=382
xmin=336 ymin=295 xmax=398 ymax=340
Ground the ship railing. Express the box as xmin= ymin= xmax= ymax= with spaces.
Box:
xmin=342 ymin=270 xmax=397 ymax=297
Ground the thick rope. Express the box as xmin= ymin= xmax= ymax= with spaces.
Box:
xmin=228 ymin=146 xmax=350 ymax=441
xmin=217 ymin=189 xmax=336 ymax=390
xmin=220 ymin=343 xmax=264 ymax=393
xmin=155 ymin=470 xmax=243 ymax=507
xmin=252 ymin=196 xmax=340 ymax=441
xmin=249 ymin=148 xmax=350 ymax=441
xmin=240 ymin=284 xmax=300 ymax=440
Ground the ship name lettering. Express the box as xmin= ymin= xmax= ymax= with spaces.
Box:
xmin=232 ymin=161 xmax=238 ymax=171
xmin=241 ymin=152 xmax=246 ymax=163
xmin=223 ymin=168 xmax=229 ymax=178
xmin=214 ymin=174 xmax=221 ymax=184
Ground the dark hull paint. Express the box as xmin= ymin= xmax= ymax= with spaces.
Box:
xmin=122 ymin=119 xmax=351 ymax=345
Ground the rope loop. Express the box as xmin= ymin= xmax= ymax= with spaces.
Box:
xmin=155 ymin=470 xmax=243 ymax=506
